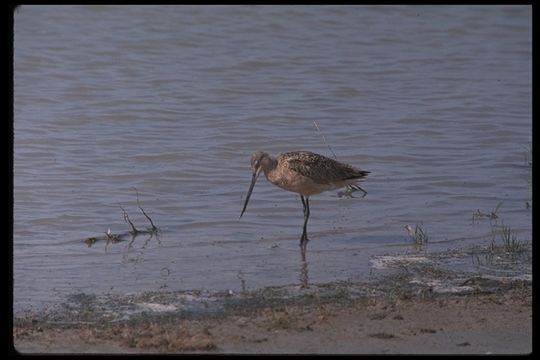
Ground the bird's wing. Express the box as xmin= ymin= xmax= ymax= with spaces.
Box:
xmin=283 ymin=151 xmax=366 ymax=184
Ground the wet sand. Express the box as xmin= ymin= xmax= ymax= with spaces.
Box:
xmin=13 ymin=271 xmax=531 ymax=355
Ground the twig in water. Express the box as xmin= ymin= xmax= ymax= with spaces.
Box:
xmin=118 ymin=203 xmax=139 ymax=235
xmin=134 ymin=187 xmax=158 ymax=231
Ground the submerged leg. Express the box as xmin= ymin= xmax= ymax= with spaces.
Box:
xmin=300 ymin=195 xmax=310 ymax=245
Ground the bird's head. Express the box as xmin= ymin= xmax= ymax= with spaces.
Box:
xmin=240 ymin=150 xmax=271 ymax=219
xmin=250 ymin=150 xmax=271 ymax=175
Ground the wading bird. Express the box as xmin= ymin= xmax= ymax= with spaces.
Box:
xmin=240 ymin=150 xmax=369 ymax=247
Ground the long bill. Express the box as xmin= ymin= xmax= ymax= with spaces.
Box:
xmin=239 ymin=169 xmax=261 ymax=219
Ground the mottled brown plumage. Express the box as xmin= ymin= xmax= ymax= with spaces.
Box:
xmin=240 ymin=150 xmax=370 ymax=246
xmin=276 ymin=151 xmax=369 ymax=194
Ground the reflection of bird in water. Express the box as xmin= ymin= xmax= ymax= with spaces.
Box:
xmin=240 ymin=150 xmax=370 ymax=248
xmin=300 ymin=251 xmax=309 ymax=287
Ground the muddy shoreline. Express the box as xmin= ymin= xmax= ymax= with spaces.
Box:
xmin=13 ymin=264 xmax=532 ymax=354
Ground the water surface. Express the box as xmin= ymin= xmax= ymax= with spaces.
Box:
xmin=14 ymin=5 xmax=532 ymax=312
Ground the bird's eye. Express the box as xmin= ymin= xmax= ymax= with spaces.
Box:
xmin=255 ymin=160 xmax=260 ymax=166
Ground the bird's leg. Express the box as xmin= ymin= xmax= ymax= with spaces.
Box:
xmin=304 ymin=197 xmax=311 ymax=243
xmin=300 ymin=195 xmax=310 ymax=245
xmin=340 ymin=184 xmax=368 ymax=198
xmin=300 ymin=195 xmax=307 ymax=242
xmin=354 ymin=185 xmax=368 ymax=198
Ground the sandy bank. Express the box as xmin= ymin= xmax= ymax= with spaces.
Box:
xmin=13 ymin=273 xmax=531 ymax=355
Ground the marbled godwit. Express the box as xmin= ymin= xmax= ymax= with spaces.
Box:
xmin=240 ymin=150 xmax=370 ymax=246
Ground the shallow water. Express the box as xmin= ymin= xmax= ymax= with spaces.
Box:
xmin=13 ymin=5 xmax=532 ymax=312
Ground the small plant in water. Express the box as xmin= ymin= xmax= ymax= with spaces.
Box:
xmin=499 ymin=225 xmax=523 ymax=253
xmin=405 ymin=224 xmax=428 ymax=245
xmin=471 ymin=201 xmax=503 ymax=224
xmin=485 ymin=223 xmax=524 ymax=258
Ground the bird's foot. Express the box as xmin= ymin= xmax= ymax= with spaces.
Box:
xmin=339 ymin=185 xmax=367 ymax=198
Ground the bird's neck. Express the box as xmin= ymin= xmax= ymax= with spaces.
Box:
xmin=261 ymin=157 xmax=278 ymax=179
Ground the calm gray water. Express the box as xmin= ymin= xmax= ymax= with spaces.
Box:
xmin=14 ymin=5 xmax=532 ymax=312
